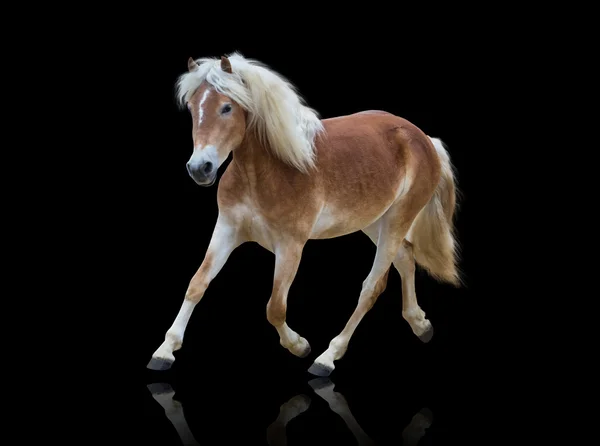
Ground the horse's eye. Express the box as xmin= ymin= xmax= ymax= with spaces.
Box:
xmin=221 ymin=104 xmax=232 ymax=114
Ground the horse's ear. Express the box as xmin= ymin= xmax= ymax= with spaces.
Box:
xmin=221 ymin=56 xmax=232 ymax=73
xmin=188 ymin=57 xmax=199 ymax=72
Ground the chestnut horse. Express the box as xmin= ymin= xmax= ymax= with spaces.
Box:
xmin=147 ymin=53 xmax=461 ymax=376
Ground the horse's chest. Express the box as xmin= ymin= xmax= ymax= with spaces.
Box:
xmin=249 ymin=213 xmax=273 ymax=248
xmin=234 ymin=204 xmax=276 ymax=251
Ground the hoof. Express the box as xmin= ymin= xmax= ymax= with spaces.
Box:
xmin=147 ymin=357 xmax=174 ymax=371
xmin=418 ymin=325 xmax=434 ymax=343
xmin=298 ymin=343 xmax=311 ymax=358
xmin=308 ymin=362 xmax=334 ymax=377
xmin=286 ymin=337 xmax=311 ymax=358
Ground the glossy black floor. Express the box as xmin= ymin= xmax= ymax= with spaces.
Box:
xmin=140 ymin=308 xmax=483 ymax=445
xmin=141 ymin=331 xmax=478 ymax=445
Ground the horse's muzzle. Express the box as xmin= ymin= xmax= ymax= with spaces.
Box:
xmin=187 ymin=161 xmax=216 ymax=186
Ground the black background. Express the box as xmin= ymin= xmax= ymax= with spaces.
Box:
xmin=101 ymin=21 xmax=498 ymax=445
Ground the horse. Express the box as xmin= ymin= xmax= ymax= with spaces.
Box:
xmin=147 ymin=52 xmax=462 ymax=376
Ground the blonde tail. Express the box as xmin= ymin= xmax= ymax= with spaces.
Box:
xmin=410 ymin=137 xmax=462 ymax=286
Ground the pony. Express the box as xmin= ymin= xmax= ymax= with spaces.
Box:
xmin=147 ymin=52 xmax=461 ymax=376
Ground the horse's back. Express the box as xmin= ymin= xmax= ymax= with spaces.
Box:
xmin=308 ymin=111 xmax=435 ymax=238
xmin=321 ymin=110 xmax=431 ymax=148
xmin=317 ymin=110 xmax=434 ymax=182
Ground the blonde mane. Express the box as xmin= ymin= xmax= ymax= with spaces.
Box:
xmin=176 ymin=52 xmax=325 ymax=173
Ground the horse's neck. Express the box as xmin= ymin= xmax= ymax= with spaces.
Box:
xmin=230 ymin=132 xmax=282 ymax=185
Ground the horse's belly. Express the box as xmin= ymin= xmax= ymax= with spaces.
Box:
xmin=309 ymin=204 xmax=387 ymax=239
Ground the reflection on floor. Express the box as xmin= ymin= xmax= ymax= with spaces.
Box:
xmin=147 ymin=378 xmax=433 ymax=445
xmin=147 ymin=383 xmax=200 ymax=445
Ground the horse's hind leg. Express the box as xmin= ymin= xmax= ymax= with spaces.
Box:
xmin=395 ymin=240 xmax=433 ymax=341
xmin=362 ymin=225 xmax=433 ymax=342
xmin=308 ymin=204 xmax=417 ymax=377
xmin=266 ymin=240 xmax=312 ymax=358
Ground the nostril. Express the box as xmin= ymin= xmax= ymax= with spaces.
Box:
xmin=203 ymin=162 xmax=213 ymax=174
xmin=186 ymin=162 xmax=192 ymax=175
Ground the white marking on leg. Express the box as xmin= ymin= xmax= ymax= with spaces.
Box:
xmin=312 ymin=265 xmax=386 ymax=372
xmin=169 ymin=300 xmax=196 ymax=345
xmin=276 ymin=323 xmax=299 ymax=346
xmin=276 ymin=322 xmax=309 ymax=355
xmin=152 ymin=300 xmax=197 ymax=361
xmin=402 ymin=307 xmax=431 ymax=337
xmin=150 ymin=214 xmax=242 ymax=363
xmin=198 ymin=88 xmax=211 ymax=125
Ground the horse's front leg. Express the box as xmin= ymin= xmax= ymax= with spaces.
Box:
xmin=266 ymin=240 xmax=312 ymax=358
xmin=147 ymin=215 xmax=242 ymax=370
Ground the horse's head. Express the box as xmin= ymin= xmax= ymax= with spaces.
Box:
xmin=184 ymin=56 xmax=246 ymax=187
